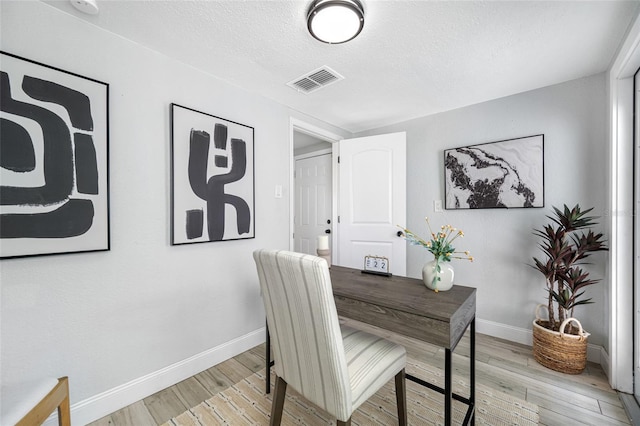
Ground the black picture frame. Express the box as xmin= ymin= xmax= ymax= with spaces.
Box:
xmin=444 ymin=134 xmax=544 ymax=210
xmin=170 ymin=103 xmax=255 ymax=245
xmin=0 ymin=51 xmax=110 ymax=259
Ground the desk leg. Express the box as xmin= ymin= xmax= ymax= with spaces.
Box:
xmin=405 ymin=318 xmax=475 ymax=426
xmin=266 ymin=321 xmax=271 ymax=394
xmin=470 ymin=317 xmax=476 ymax=426
xmin=445 ymin=348 xmax=452 ymax=426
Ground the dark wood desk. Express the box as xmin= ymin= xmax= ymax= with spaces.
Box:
xmin=266 ymin=265 xmax=476 ymax=426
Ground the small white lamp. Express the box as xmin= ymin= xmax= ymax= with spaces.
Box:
xmin=317 ymin=235 xmax=331 ymax=267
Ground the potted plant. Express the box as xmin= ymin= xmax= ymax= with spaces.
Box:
xmin=531 ymin=204 xmax=608 ymax=374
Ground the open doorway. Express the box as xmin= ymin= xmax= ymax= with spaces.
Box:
xmin=293 ymin=131 xmax=332 ymax=255
xmin=289 ymin=119 xmax=342 ymax=260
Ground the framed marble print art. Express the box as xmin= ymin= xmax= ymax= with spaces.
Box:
xmin=444 ymin=134 xmax=544 ymax=210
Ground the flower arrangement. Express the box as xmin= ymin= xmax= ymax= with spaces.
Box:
xmin=398 ymin=217 xmax=473 ymax=290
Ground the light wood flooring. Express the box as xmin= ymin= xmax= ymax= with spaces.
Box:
xmin=88 ymin=318 xmax=632 ymax=426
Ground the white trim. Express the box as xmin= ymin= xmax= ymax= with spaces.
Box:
xmin=600 ymin=345 xmax=611 ymax=380
xmin=52 ymin=328 xmax=265 ymax=426
xmin=294 ymin=147 xmax=333 ymax=161
xmin=477 ymin=318 xmax=532 ymax=346
xmin=476 ymin=319 xmax=602 ymax=364
xmin=607 ymin=13 xmax=640 ymax=393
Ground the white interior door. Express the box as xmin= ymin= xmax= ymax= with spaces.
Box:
xmin=294 ymin=153 xmax=332 ymax=255
xmin=337 ymin=132 xmax=406 ymax=276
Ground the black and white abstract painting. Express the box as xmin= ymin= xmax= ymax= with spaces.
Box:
xmin=0 ymin=52 xmax=110 ymax=259
xmin=171 ymin=104 xmax=254 ymax=245
xmin=444 ymin=134 xmax=544 ymax=209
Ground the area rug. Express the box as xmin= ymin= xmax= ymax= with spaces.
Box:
xmin=162 ymin=359 xmax=539 ymax=425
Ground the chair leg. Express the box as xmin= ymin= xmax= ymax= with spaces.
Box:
xmin=337 ymin=419 xmax=351 ymax=426
xmin=57 ymin=377 xmax=71 ymax=426
xmin=395 ymin=369 xmax=407 ymax=426
xmin=270 ymin=376 xmax=287 ymax=426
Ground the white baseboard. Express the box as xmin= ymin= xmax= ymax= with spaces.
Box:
xmin=476 ymin=318 xmax=603 ymax=364
xmin=45 ymin=327 xmax=266 ymax=426
xmin=476 ymin=318 xmax=534 ymax=346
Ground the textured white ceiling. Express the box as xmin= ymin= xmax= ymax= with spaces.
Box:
xmin=44 ymin=0 xmax=639 ymax=133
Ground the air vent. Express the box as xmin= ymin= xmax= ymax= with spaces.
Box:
xmin=287 ymin=66 xmax=344 ymax=94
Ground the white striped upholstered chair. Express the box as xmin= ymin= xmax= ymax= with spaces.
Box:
xmin=253 ymin=249 xmax=407 ymax=426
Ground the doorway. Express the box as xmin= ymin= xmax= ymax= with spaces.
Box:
xmin=293 ymin=133 xmax=332 ymax=255
xmin=289 ymin=119 xmax=342 ymax=260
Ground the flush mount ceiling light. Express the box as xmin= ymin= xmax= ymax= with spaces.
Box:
xmin=307 ymin=0 xmax=365 ymax=44
xmin=70 ymin=0 xmax=99 ymax=15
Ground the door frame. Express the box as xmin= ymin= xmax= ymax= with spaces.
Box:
xmin=609 ymin=14 xmax=640 ymax=394
xmin=289 ymin=118 xmax=343 ymax=262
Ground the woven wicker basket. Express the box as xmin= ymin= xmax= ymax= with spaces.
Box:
xmin=532 ymin=305 xmax=590 ymax=375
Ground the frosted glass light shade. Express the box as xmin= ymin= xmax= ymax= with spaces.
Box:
xmin=307 ymin=0 xmax=364 ymax=44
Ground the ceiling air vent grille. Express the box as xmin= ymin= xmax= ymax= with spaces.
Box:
xmin=287 ymin=66 xmax=344 ymax=94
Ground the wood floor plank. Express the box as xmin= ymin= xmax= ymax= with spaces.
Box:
xmin=248 ymin=342 xmax=267 ymax=362
xmin=524 ymin=356 xmax=617 ymax=394
xmin=214 ymin=357 xmax=254 ymax=384
xmin=600 ymin=399 xmax=634 ymax=423
xmin=538 ymin=406 xmax=592 ymax=426
xmin=475 ymin=358 xmax=604 ymax=412
xmin=110 ymin=400 xmax=157 ymax=426
xmin=142 ymin=386 xmax=187 ymax=425
xmin=490 ymin=354 xmax=622 ymax=405
xmin=87 ymin=415 xmax=114 ymax=426
xmin=195 ymin=369 xmax=236 ymax=395
xmin=171 ymin=377 xmax=213 ymax=410
xmin=528 ymin=388 xmax=631 ymax=426
xmin=234 ymin=346 xmax=266 ymax=373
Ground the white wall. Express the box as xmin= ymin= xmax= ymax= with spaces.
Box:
xmin=0 ymin=2 xmax=349 ymax=424
xmin=356 ymin=74 xmax=609 ymax=347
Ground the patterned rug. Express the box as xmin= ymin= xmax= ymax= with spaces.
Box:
xmin=163 ymin=359 xmax=539 ymax=425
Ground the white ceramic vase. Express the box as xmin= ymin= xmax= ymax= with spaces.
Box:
xmin=422 ymin=259 xmax=454 ymax=292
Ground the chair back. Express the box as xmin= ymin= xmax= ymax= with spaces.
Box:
xmin=253 ymin=249 xmax=352 ymax=419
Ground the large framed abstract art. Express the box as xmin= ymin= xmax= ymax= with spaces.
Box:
xmin=444 ymin=134 xmax=544 ymax=210
xmin=0 ymin=52 xmax=110 ymax=259
xmin=170 ymin=104 xmax=255 ymax=245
